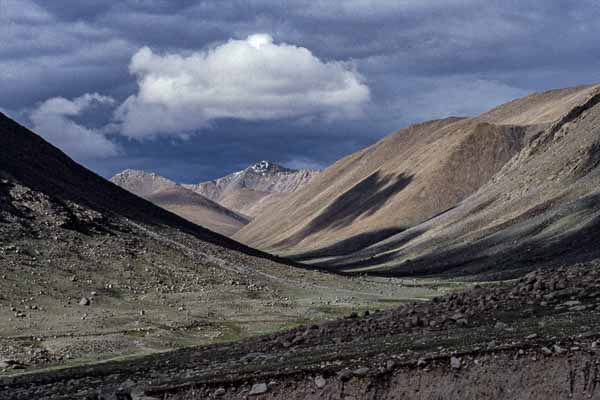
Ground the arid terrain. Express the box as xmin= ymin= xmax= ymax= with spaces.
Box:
xmin=236 ymin=84 xmax=600 ymax=279
xmin=2 ymin=263 xmax=600 ymax=399
xmin=111 ymin=170 xmax=250 ymax=236
xmin=183 ymin=161 xmax=319 ymax=218
xmin=1 ymin=83 xmax=600 ymax=399
xmin=0 ymin=112 xmax=442 ymax=389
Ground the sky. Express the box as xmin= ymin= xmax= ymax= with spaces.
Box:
xmin=2 ymin=0 xmax=600 ymax=183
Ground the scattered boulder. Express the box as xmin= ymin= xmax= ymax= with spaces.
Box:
xmin=314 ymin=375 xmax=327 ymax=389
xmin=494 ymin=321 xmax=508 ymax=329
xmin=353 ymin=367 xmax=369 ymax=377
xmin=450 ymin=356 xmax=461 ymax=369
xmin=97 ymin=389 xmax=132 ymax=400
xmin=0 ymin=359 xmax=19 ymax=369
xmin=249 ymin=383 xmax=268 ymax=396
xmin=79 ymin=297 xmax=90 ymax=306
xmin=338 ymin=370 xmax=353 ymax=382
xmin=553 ymin=344 xmax=566 ymax=354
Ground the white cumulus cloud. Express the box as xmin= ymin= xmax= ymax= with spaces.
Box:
xmin=116 ymin=33 xmax=371 ymax=138
xmin=30 ymin=93 xmax=120 ymax=161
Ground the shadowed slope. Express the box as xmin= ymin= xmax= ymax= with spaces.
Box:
xmin=236 ymin=118 xmax=525 ymax=256
xmin=0 ymin=113 xmax=279 ymax=260
xmin=288 ymin=85 xmax=600 ymax=279
xmin=236 ymin=84 xmax=600 ymax=278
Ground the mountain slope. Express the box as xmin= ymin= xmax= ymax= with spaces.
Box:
xmin=111 ymin=170 xmax=249 ymax=236
xmin=183 ymin=161 xmax=319 ymax=217
xmin=235 ymin=84 xmax=600 ymax=278
xmin=235 ymin=119 xmax=526 ymax=253
xmin=0 ymin=112 xmax=420 ymax=371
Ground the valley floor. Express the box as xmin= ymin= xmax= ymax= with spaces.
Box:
xmin=0 ymin=218 xmax=451 ymax=381
xmin=1 ymin=261 xmax=599 ymax=399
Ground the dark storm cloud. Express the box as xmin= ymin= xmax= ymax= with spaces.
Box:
xmin=2 ymin=0 xmax=600 ymax=182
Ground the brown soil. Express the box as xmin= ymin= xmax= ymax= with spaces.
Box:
xmin=111 ymin=170 xmax=249 ymax=236
xmin=235 ymin=84 xmax=600 ymax=280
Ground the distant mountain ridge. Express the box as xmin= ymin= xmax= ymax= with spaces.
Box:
xmin=183 ymin=161 xmax=319 ymax=217
xmin=111 ymin=169 xmax=249 ymax=236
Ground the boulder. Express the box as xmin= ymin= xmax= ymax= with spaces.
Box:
xmin=450 ymin=356 xmax=461 ymax=369
xmin=249 ymin=383 xmax=268 ymax=396
xmin=314 ymin=375 xmax=327 ymax=389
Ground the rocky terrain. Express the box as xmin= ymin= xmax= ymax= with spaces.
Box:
xmin=2 ymin=83 xmax=600 ymax=400
xmin=183 ymin=161 xmax=319 ymax=217
xmin=111 ymin=170 xmax=249 ymax=236
xmin=2 ymin=262 xmax=599 ymax=399
xmin=0 ymin=112 xmax=441 ymax=383
xmin=235 ymin=84 xmax=600 ymax=279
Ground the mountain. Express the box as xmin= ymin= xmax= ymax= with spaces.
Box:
xmin=4 ymin=87 xmax=600 ymax=400
xmin=183 ymin=160 xmax=319 ymax=217
xmin=0 ymin=112 xmax=416 ymax=374
xmin=235 ymin=84 xmax=600 ymax=279
xmin=111 ymin=169 xmax=249 ymax=236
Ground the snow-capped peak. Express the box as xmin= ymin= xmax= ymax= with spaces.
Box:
xmin=249 ymin=160 xmax=275 ymax=174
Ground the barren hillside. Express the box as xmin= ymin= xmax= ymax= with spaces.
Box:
xmin=184 ymin=161 xmax=319 ymax=217
xmin=235 ymin=84 xmax=600 ymax=279
xmin=111 ymin=170 xmax=249 ymax=236
xmin=0 ymin=113 xmax=433 ymax=376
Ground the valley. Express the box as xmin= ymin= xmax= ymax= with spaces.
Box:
xmin=1 ymin=83 xmax=600 ymax=399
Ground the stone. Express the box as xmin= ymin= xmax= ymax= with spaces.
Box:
xmin=214 ymin=388 xmax=226 ymax=396
xmin=533 ymin=280 xmax=545 ymax=291
xmin=541 ymin=346 xmax=553 ymax=355
xmin=570 ymin=305 xmax=587 ymax=311
xmin=353 ymin=367 xmax=369 ymax=377
xmin=494 ymin=321 xmax=508 ymax=329
xmin=0 ymin=359 xmax=16 ymax=369
xmin=450 ymin=356 xmax=461 ymax=369
xmin=79 ymin=297 xmax=90 ymax=306
xmin=249 ymin=383 xmax=268 ymax=396
xmin=314 ymin=375 xmax=327 ymax=389
xmin=97 ymin=389 xmax=133 ymax=400
xmin=417 ymin=358 xmax=427 ymax=368
xmin=130 ymin=387 xmax=160 ymax=400
xmin=450 ymin=313 xmax=465 ymax=321
xmin=553 ymin=344 xmax=566 ymax=354
xmin=526 ymin=334 xmax=538 ymax=340
xmin=338 ymin=370 xmax=353 ymax=381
